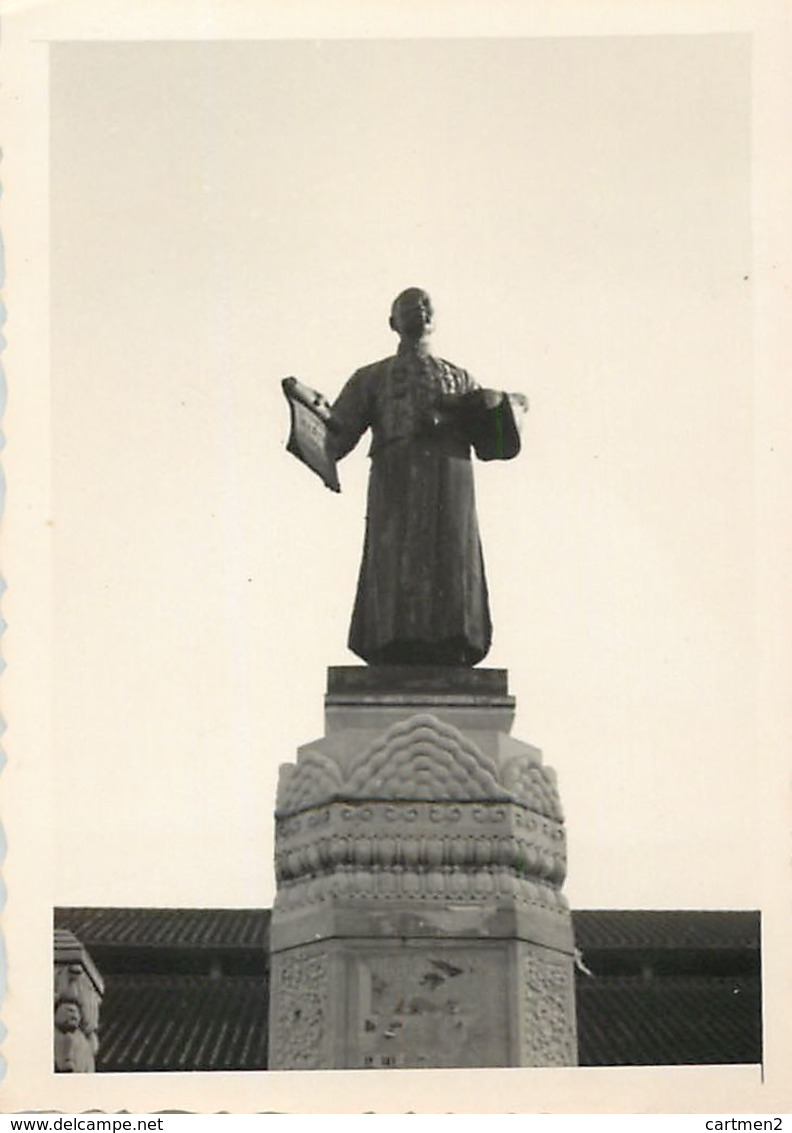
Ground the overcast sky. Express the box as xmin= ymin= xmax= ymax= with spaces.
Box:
xmin=49 ymin=35 xmax=755 ymax=911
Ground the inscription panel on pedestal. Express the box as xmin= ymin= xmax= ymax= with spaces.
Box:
xmin=350 ymin=945 xmax=509 ymax=1068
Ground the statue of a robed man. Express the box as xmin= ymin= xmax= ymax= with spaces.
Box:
xmin=283 ymin=288 xmax=527 ymax=667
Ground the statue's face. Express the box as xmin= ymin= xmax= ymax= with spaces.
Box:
xmin=55 ymin=1001 xmax=82 ymax=1033
xmin=391 ymin=289 xmax=434 ymax=339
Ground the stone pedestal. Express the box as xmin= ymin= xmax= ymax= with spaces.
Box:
xmin=268 ymin=667 xmax=577 ymax=1069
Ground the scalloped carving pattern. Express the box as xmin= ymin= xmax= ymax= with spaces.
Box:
xmin=276 ymin=751 xmax=344 ymax=814
xmin=501 ymin=756 xmax=564 ymax=821
xmin=277 ymin=713 xmax=563 ymax=818
xmin=275 ymin=711 xmax=566 ymax=820
xmin=345 ymin=713 xmax=507 ymax=800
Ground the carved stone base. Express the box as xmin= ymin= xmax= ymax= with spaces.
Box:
xmin=269 ymin=919 xmax=576 ymax=1070
xmin=268 ymin=667 xmax=578 ymax=1069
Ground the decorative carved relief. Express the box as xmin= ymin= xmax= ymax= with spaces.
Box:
xmin=269 ymin=950 xmax=330 ymax=1070
xmin=273 ymin=716 xmax=570 ymax=926
xmin=276 ymin=751 xmax=344 ymax=814
xmin=274 ymin=798 xmax=567 ymax=895
xmin=275 ymin=830 xmax=566 ymax=885
xmin=346 ymin=713 xmax=507 ymax=801
xmin=501 ymin=755 xmax=563 ymax=821
xmin=274 ymin=867 xmax=569 ymax=914
xmin=53 ymin=931 xmax=104 ymax=1073
xmin=521 ymin=950 xmax=577 ymax=1067
xmin=275 ymin=713 xmax=564 ymax=818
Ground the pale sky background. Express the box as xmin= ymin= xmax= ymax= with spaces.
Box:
xmin=49 ymin=36 xmax=755 ymax=912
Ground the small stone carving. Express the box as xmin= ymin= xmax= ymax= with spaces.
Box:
xmin=53 ymin=930 xmax=104 ymax=1073
xmin=54 ymin=1003 xmax=96 ymax=1073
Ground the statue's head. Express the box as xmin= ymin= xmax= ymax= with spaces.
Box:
xmin=54 ymin=1001 xmax=82 ymax=1034
xmin=389 ymin=288 xmax=434 ymax=341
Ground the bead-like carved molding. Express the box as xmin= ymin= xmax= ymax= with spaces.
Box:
xmin=274 ymin=797 xmax=568 ymax=895
xmin=274 ymin=866 xmax=569 ymax=914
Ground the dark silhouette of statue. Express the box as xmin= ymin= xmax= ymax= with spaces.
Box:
xmin=283 ymin=288 xmax=526 ymax=667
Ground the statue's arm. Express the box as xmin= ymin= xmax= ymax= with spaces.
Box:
xmin=328 ymin=368 xmax=373 ymax=460
xmin=437 ymin=366 xmax=529 ymax=461
xmin=437 ymin=366 xmax=528 ymax=415
xmin=465 ymin=388 xmax=529 ymax=413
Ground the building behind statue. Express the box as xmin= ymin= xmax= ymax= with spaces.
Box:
xmin=54 ymin=906 xmax=761 ymax=1072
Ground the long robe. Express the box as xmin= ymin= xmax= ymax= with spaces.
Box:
xmin=330 ymin=342 xmax=492 ymax=667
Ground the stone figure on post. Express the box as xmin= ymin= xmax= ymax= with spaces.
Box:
xmin=283 ymin=288 xmax=527 ymax=667
xmin=53 ymin=929 xmax=104 ymax=1073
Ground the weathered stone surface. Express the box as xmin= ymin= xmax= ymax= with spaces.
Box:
xmin=270 ymin=894 xmax=574 ymax=958
xmin=520 ymin=944 xmax=579 ymax=1066
xmin=269 ymin=946 xmax=334 ymax=1071
xmin=327 ymin=665 xmax=511 ymax=699
xmin=270 ymin=937 xmax=576 ymax=1070
xmin=324 ymin=667 xmax=516 ymax=735
xmin=325 ymin=699 xmax=517 ymax=737
xmin=351 ymin=943 xmax=511 ymax=1068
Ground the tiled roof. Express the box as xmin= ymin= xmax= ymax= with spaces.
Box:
xmin=576 ymin=974 xmax=762 ymax=1066
xmin=54 ymin=907 xmax=270 ymax=951
xmin=56 ymin=907 xmax=759 ymax=954
xmin=93 ymin=971 xmax=761 ymax=1072
xmin=97 ymin=974 xmax=268 ymax=1073
xmin=573 ymin=910 xmax=759 ymax=952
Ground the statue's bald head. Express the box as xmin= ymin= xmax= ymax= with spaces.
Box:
xmin=389 ymin=288 xmax=434 ymax=340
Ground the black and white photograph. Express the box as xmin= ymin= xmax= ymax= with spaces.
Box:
xmin=2 ymin=0 xmax=791 ymax=1115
